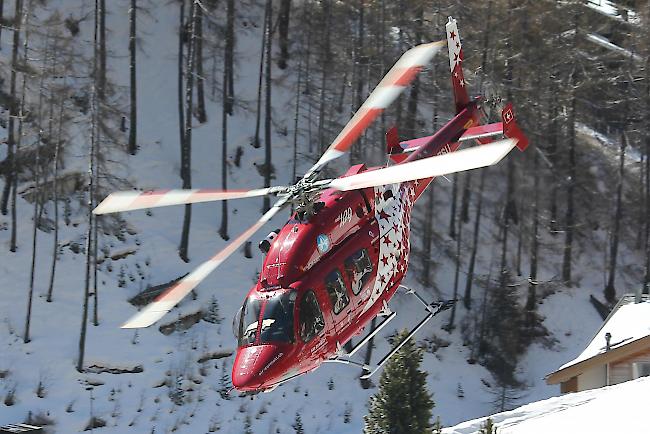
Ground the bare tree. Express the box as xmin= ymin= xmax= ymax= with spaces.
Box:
xmin=179 ymin=0 xmax=198 ymax=262
xmin=464 ymin=170 xmax=486 ymax=309
xmin=262 ymin=0 xmax=273 ymax=213
xmin=21 ymin=0 xmax=36 ymax=344
xmin=195 ymin=2 xmax=207 ymax=123
xmin=562 ymin=7 xmax=580 ymax=285
xmin=277 ymin=0 xmax=291 ymax=69
xmin=98 ymin=0 xmax=106 ymax=100
xmin=2 ymin=0 xmax=24 ymax=256
xmin=219 ymin=0 xmax=234 ymax=241
xmin=79 ymin=0 xmax=101 ymax=371
xmin=128 ymin=0 xmax=137 ymax=154
xmin=526 ymin=152 xmax=539 ymax=312
xmin=252 ymin=0 xmax=268 ymax=149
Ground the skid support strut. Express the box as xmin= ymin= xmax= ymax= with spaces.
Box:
xmin=359 ymin=286 xmax=455 ymax=380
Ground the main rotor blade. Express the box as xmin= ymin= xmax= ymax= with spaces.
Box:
xmin=121 ymin=197 xmax=289 ymax=329
xmin=305 ymin=40 xmax=445 ymax=177
xmin=329 ymin=138 xmax=518 ymax=192
xmin=93 ymin=188 xmax=282 ymax=215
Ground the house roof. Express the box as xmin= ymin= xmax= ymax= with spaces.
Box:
xmin=546 ymin=294 xmax=650 ymax=385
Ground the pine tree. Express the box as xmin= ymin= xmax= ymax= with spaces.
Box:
xmin=363 ymin=330 xmax=434 ymax=434
xmin=292 ymin=412 xmax=304 ymax=434
xmin=203 ymin=296 xmax=222 ymax=324
xmin=479 ymin=417 xmax=497 ymax=434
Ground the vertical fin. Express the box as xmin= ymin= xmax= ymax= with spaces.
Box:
xmin=446 ymin=17 xmax=470 ymax=113
xmin=502 ymin=103 xmax=529 ymax=151
xmin=386 ymin=126 xmax=401 ymax=155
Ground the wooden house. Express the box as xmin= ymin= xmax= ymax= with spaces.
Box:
xmin=546 ymin=294 xmax=650 ymax=393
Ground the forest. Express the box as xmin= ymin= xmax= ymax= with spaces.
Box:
xmin=0 ymin=0 xmax=648 ymax=432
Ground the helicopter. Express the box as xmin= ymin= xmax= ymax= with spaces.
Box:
xmin=94 ymin=17 xmax=528 ymax=392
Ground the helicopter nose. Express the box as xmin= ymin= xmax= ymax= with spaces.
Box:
xmin=232 ymin=344 xmax=286 ymax=391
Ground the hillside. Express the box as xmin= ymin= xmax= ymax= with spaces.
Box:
xmin=0 ymin=1 xmax=649 ymax=433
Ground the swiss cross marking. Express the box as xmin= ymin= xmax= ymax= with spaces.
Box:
xmin=504 ymin=109 xmax=514 ymax=124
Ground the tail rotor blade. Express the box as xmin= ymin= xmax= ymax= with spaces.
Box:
xmin=93 ymin=187 xmax=283 ymax=215
xmin=329 ymin=138 xmax=518 ymax=192
xmin=121 ymin=197 xmax=288 ymax=329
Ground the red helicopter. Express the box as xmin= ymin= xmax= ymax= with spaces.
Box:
xmin=95 ymin=17 xmax=528 ymax=392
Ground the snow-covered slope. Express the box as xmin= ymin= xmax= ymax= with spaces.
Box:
xmin=443 ymin=376 xmax=650 ymax=434
xmin=0 ymin=1 xmax=646 ymax=433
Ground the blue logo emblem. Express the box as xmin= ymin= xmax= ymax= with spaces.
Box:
xmin=316 ymin=234 xmax=330 ymax=254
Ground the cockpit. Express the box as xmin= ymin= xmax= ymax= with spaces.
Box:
xmin=232 ymin=287 xmax=327 ymax=391
xmin=235 ymin=289 xmax=297 ymax=347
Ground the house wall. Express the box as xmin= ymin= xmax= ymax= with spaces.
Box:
xmin=610 ymin=347 xmax=650 ymax=385
xmin=577 ymin=365 xmax=606 ymax=391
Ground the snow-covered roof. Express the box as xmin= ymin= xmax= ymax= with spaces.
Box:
xmin=586 ymin=0 xmax=640 ymax=25
xmin=556 ymin=296 xmax=650 ymax=372
xmin=443 ymin=376 xmax=650 ymax=434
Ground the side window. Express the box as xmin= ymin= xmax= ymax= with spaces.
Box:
xmin=299 ymin=290 xmax=325 ymax=343
xmin=344 ymin=249 xmax=373 ymax=296
xmin=325 ymin=270 xmax=350 ymax=315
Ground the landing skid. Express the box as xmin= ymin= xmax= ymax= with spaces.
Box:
xmin=326 ymin=285 xmax=456 ymax=380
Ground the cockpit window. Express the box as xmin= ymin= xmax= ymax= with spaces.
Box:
xmin=325 ymin=270 xmax=350 ymax=315
xmin=238 ymin=297 xmax=262 ymax=346
xmin=299 ymin=290 xmax=325 ymax=343
xmin=260 ymin=290 xmax=296 ymax=344
xmin=237 ymin=290 xmax=296 ymax=347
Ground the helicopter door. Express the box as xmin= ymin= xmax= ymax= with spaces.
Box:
xmin=343 ymin=248 xmax=375 ymax=318
xmin=324 ymin=269 xmax=353 ymax=337
xmin=297 ymin=290 xmax=329 ymax=370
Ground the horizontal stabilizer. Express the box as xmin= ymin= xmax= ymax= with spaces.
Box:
xmin=459 ymin=122 xmax=503 ymax=143
xmin=330 ymin=138 xmax=518 ymax=191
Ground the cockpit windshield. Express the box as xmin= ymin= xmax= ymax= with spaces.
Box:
xmin=237 ymin=290 xmax=296 ymax=346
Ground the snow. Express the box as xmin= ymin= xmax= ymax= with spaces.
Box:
xmin=556 ymin=299 xmax=650 ymax=371
xmin=0 ymin=1 xmax=647 ymax=432
xmin=443 ymin=376 xmax=650 ymax=434
xmin=586 ymin=0 xmax=640 ymax=25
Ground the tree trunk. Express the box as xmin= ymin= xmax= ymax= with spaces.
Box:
xmin=562 ymin=12 xmax=580 ymax=285
xmin=177 ymin=0 xmax=185 ymax=170
xmin=449 ymin=173 xmax=458 ymax=239
xmin=645 ymin=51 xmax=650 ymax=294
xmin=605 ymin=130 xmax=626 ymax=302
xmin=79 ymin=0 xmax=101 ymax=371
xmin=179 ymin=0 xmax=198 ymax=263
xmin=464 ymin=171 xmax=486 ymax=309
xmin=548 ymin=87 xmax=559 ymax=233
xmin=263 ymin=0 xmax=273 ymax=213
xmin=127 ymin=0 xmax=137 ymax=154
xmin=447 ymin=196 xmax=464 ymax=330
xmin=277 ymin=0 xmax=291 ymax=69
xmin=317 ymin=0 xmax=332 ymax=154
xmin=292 ymin=54 xmax=303 ymax=185
xmin=526 ymin=152 xmax=539 ymax=312
xmin=24 ymin=4 xmax=38 ymax=344
xmin=195 ymin=3 xmax=207 ymax=123
xmin=350 ymin=0 xmax=365 ymax=164
xmin=0 ymin=0 xmax=4 ymax=48
xmin=252 ymin=0 xmax=268 ymax=148
xmin=562 ymin=74 xmax=577 ymax=284
xmin=47 ymin=93 xmax=65 ymax=302
xmin=219 ymin=0 xmax=234 ymax=240
xmin=98 ymin=0 xmax=106 ymax=100
xmin=1 ymin=0 xmax=22 ymax=234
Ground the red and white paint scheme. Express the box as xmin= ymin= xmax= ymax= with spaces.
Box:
xmin=95 ymin=18 xmax=529 ymax=392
